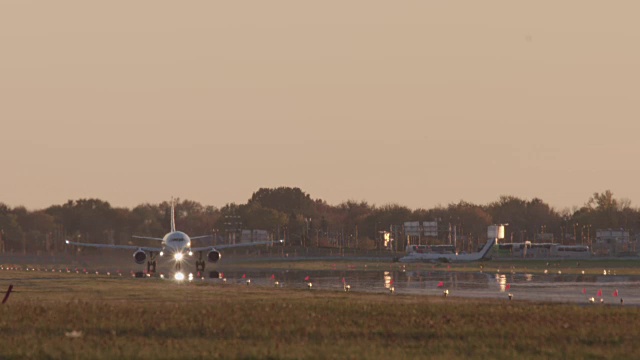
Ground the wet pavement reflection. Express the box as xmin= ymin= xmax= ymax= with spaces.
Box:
xmin=211 ymin=268 xmax=640 ymax=305
xmin=5 ymin=263 xmax=637 ymax=305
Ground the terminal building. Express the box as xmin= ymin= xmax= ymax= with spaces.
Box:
xmin=495 ymin=242 xmax=590 ymax=259
xmin=593 ymin=229 xmax=636 ymax=256
xmin=240 ymin=229 xmax=271 ymax=243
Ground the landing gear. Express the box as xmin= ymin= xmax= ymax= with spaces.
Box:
xmin=195 ymin=260 xmax=205 ymax=272
xmin=146 ymin=261 xmax=156 ymax=273
xmin=147 ymin=252 xmax=157 ymax=274
xmin=195 ymin=251 xmax=206 ymax=272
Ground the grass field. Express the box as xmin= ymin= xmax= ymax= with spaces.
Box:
xmin=1 ymin=271 xmax=640 ymax=359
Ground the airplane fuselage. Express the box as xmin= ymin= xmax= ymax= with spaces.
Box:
xmin=161 ymin=231 xmax=193 ymax=258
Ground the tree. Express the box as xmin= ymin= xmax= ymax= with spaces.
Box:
xmin=239 ymin=204 xmax=287 ymax=231
xmin=172 ymin=199 xmax=219 ymax=236
xmin=449 ymin=201 xmax=493 ymax=243
xmin=581 ymin=190 xmax=633 ymax=230
xmin=588 ymin=190 xmax=618 ymax=212
xmin=487 ymin=196 xmax=561 ymax=242
xmin=248 ymin=187 xmax=318 ymax=216
xmin=130 ymin=203 xmax=166 ymax=238
xmin=46 ymin=199 xmax=116 ymax=243
xmin=14 ymin=208 xmax=56 ymax=253
xmin=0 ymin=203 xmax=24 ymax=252
xmin=487 ymin=196 xmax=528 ymax=233
xmin=336 ymin=201 xmax=372 ymax=240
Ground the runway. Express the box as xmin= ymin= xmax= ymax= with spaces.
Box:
xmin=2 ymin=264 xmax=636 ymax=305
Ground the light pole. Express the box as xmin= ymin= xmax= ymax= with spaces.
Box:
xmin=303 ymin=218 xmax=311 ymax=248
xmin=583 ymin=225 xmax=592 ymax=247
xmin=212 ymin=229 xmax=220 ymax=245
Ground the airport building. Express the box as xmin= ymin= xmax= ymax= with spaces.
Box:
xmin=593 ymin=229 xmax=636 ymax=256
xmin=240 ymin=229 xmax=271 ymax=243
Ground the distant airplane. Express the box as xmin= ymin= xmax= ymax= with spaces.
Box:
xmin=66 ymin=199 xmax=281 ymax=279
xmin=399 ymin=238 xmax=496 ymax=263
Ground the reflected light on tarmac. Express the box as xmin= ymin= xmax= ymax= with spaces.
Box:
xmin=497 ymin=274 xmax=507 ymax=292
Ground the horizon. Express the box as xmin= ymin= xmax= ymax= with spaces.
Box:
xmin=2 ymin=2 xmax=638 ymax=212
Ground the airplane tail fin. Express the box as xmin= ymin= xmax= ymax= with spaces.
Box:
xmin=478 ymin=238 xmax=496 ymax=259
xmin=170 ymin=197 xmax=176 ymax=233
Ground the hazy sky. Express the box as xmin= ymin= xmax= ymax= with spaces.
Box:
xmin=1 ymin=1 xmax=639 ymax=211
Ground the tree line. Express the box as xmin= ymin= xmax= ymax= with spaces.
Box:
xmin=0 ymin=188 xmax=637 ymax=254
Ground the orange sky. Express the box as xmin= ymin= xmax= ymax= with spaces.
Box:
xmin=1 ymin=1 xmax=639 ymax=210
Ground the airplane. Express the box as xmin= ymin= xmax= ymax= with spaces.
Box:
xmin=399 ymin=238 xmax=497 ymax=263
xmin=66 ymin=199 xmax=282 ymax=279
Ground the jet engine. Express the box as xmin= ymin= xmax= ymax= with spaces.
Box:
xmin=207 ymin=250 xmax=221 ymax=263
xmin=133 ymin=250 xmax=147 ymax=264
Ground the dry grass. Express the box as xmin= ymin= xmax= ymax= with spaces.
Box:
xmin=1 ymin=271 xmax=640 ymax=359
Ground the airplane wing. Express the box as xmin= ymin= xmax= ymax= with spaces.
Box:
xmin=191 ymin=239 xmax=283 ymax=252
xmin=189 ymin=235 xmax=212 ymax=240
xmin=132 ymin=236 xmax=164 ymax=241
xmin=65 ymin=240 xmax=162 ymax=252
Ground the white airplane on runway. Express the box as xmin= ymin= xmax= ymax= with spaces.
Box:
xmin=399 ymin=238 xmax=496 ymax=263
xmin=66 ymin=200 xmax=281 ymax=279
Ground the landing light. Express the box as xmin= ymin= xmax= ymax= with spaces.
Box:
xmin=160 ymin=251 xmax=164 ymax=257
xmin=188 ymin=251 xmax=193 ymax=256
xmin=174 ymin=272 xmax=185 ymax=281
xmin=174 ymin=253 xmax=183 ymax=261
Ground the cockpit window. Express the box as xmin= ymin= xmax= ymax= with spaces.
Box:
xmin=171 ymin=238 xmax=184 ymax=242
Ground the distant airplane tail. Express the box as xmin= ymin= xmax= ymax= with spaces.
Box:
xmin=477 ymin=238 xmax=497 ymax=260
xmin=170 ymin=197 xmax=176 ymax=233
